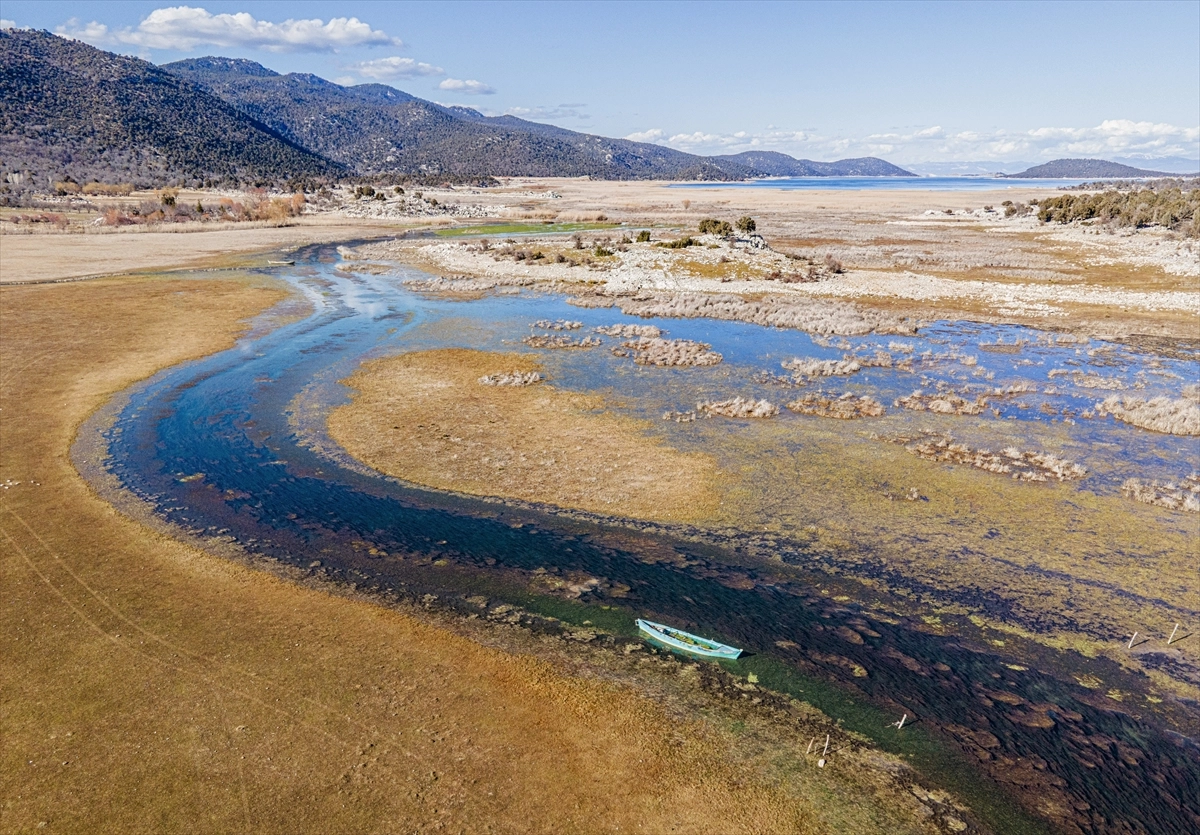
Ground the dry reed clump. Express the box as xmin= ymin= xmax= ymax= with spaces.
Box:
xmin=992 ymin=382 xmax=1039 ymax=396
xmin=895 ymin=390 xmax=989 ymax=416
xmin=532 ymin=319 xmax=582 ymax=331
xmin=852 ymin=350 xmax=896 ymax=368
xmin=892 ymin=434 xmax=1088 ymax=482
xmin=782 ymin=357 xmax=862 ymax=378
xmin=564 ymin=294 xmax=615 ymax=309
xmin=1121 ymin=475 xmax=1200 ymax=512
xmin=613 ymin=337 xmax=723 ymax=367
xmin=787 ymin=392 xmax=886 ymax=419
xmin=403 ymin=274 xmax=534 ymax=296
xmin=479 ymin=371 xmax=544 ymax=387
xmin=1047 ymin=369 xmax=1127 ymax=390
xmin=978 ymin=342 xmax=1027 ymax=354
xmin=888 ymin=341 xmax=915 ymax=354
xmin=1095 ymin=395 xmax=1200 ymax=436
xmin=697 ymin=397 xmax=779 ymax=418
xmin=615 ymin=292 xmax=919 ymax=336
xmin=594 ymin=324 xmax=663 ymax=338
xmin=662 ymin=409 xmax=699 ymax=423
xmin=521 ymin=334 xmax=603 ymax=349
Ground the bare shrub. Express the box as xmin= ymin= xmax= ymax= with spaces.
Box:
xmin=565 ymin=294 xmax=614 ymax=308
xmin=1096 ymin=395 xmax=1200 ymax=435
xmin=1121 ymin=475 xmax=1200 ymax=512
xmin=782 ymin=357 xmax=862 ymax=378
xmin=896 ymin=390 xmax=989 ymax=416
xmin=698 ymin=397 xmax=779 ymax=418
xmin=522 ymin=335 xmax=602 ymax=349
xmin=479 ymin=371 xmax=544 ymax=386
xmin=1047 ymin=369 xmax=1126 ymax=390
xmin=594 ymin=324 xmax=662 ymax=338
xmin=892 ymin=434 xmax=1087 ymax=482
xmin=851 ymin=350 xmax=894 ymax=368
xmin=787 ymin=392 xmax=885 ymax=419
xmin=616 ymin=292 xmax=919 ymax=336
xmin=613 ymin=337 xmax=723 ymax=367
xmin=662 ymin=410 xmax=698 ymax=423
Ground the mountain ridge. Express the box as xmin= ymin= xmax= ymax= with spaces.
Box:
xmin=0 ymin=30 xmax=341 ymax=191
xmin=1003 ymin=158 xmax=1193 ymax=179
xmin=159 ymin=55 xmax=918 ymax=181
xmin=1 ymin=31 xmax=933 ymax=188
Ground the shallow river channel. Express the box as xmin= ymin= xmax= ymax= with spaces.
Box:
xmin=80 ymin=243 xmax=1199 ymax=834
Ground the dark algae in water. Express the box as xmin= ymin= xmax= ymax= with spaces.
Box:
xmin=90 ymin=244 xmax=1200 ymax=835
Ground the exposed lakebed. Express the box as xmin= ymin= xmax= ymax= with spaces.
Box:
xmin=84 ymin=242 xmax=1198 ymax=834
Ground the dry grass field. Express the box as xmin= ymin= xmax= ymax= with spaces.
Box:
xmin=0 ymin=219 xmax=408 ymax=284
xmin=1 ymin=269 xmax=944 ymax=833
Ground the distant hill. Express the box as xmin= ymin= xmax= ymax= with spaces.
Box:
xmin=1004 ymin=158 xmax=1188 ymax=179
xmin=0 ymin=32 xmax=918 ymax=187
xmin=712 ymin=151 xmax=915 ymax=177
xmin=162 ymin=57 xmax=752 ymax=181
xmin=0 ymin=30 xmax=340 ymax=190
xmin=163 ymin=57 xmax=917 ymax=181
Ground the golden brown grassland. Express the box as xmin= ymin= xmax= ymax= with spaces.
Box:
xmin=327 ymin=348 xmax=723 ymax=524
xmin=1 ymin=271 xmax=949 ymax=833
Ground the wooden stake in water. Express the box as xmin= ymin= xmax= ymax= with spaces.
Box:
xmin=822 ymin=734 xmax=830 ymax=756
xmin=1128 ymin=631 xmax=1139 ymax=649
xmin=1168 ymin=624 xmax=1180 ymax=645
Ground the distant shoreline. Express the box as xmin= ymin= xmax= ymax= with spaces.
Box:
xmin=671 ymin=176 xmax=1097 ymax=191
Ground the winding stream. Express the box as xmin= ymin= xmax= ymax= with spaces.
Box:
xmin=80 ymin=242 xmax=1199 ymax=834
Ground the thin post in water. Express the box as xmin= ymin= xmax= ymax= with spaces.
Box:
xmin=1168 ymin=624 xmax=1180 ymax=645
xmin=1128 ymin=631 xmax=1139 ymax=649
xmin=823 ymin=734 xmax=830 ymax=756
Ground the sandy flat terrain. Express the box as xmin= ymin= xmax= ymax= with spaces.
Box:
xmin=328 ymin=348 xmax=723 ymax=522
xmin=0 ymin=220 xmax=408 ymax=284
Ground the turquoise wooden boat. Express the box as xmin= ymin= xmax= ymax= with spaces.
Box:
xmin=636 ymin=619 xmax=742 ymax=659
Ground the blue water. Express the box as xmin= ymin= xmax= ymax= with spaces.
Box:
xmin=86 ymin=244 xmax=1200 ymax=834
xmin=671 ymin=176 xmax=1094 ymax=191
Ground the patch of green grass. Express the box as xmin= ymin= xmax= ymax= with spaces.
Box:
xmin=435 ymin=222 xmax=620 ymax=238
xmin=718 ymin=654 xmax=1053 ymax=835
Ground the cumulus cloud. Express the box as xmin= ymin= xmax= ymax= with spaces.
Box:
xmin=349 ymin=56 xmax=444 ymax=80
xmin=505 ymin=104 xmax=589 ymax=121
xmin=1 ymin=19 xmax=25 ymax=30
xmin=57 ymin=6 xmax=400 ymax=52
xmin=438 ymin=78 xmax=495 ymax=95
xmin=622 ymin=120 xmax=1197 ymax=166
xmin=625 ymin=128 xmax=665 ymax=143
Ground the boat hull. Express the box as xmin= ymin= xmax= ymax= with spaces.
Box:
xmin=636 ymin=619 xmax=742 ymax=659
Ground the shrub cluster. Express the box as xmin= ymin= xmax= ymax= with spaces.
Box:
xmin=658 ymin=236 xmax=695 ymax=249
xmin=1036 ymin=187 xmax=1199 ymax=236
xmin=100 ymin=190 xmax=305 ymax=226
xmin=697 ymin=218 xmax=733 ymax=236
xmin=54 ymin=179 xmax=135 ymax=196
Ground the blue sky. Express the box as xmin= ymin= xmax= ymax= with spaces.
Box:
xmin=4 ymin=1 xmax=1198 ymax=170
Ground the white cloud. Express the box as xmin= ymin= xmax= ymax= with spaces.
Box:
xmin=625 ymin=128 xmax=665 ymax=143
xmin=504 ymin=104 xmax=588 ymax=121
xmin=1 ymin=18 xmax=25 ymax=30
xmin=620 ymin=120 xmax=1197 ymax=166
xmin=438 ymin=78 xmax=495 ymax=95
xmin=57 ymin=6 xmax=400 ymax=52
xmin=349 ymin=56 xmax=444 ymax=81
